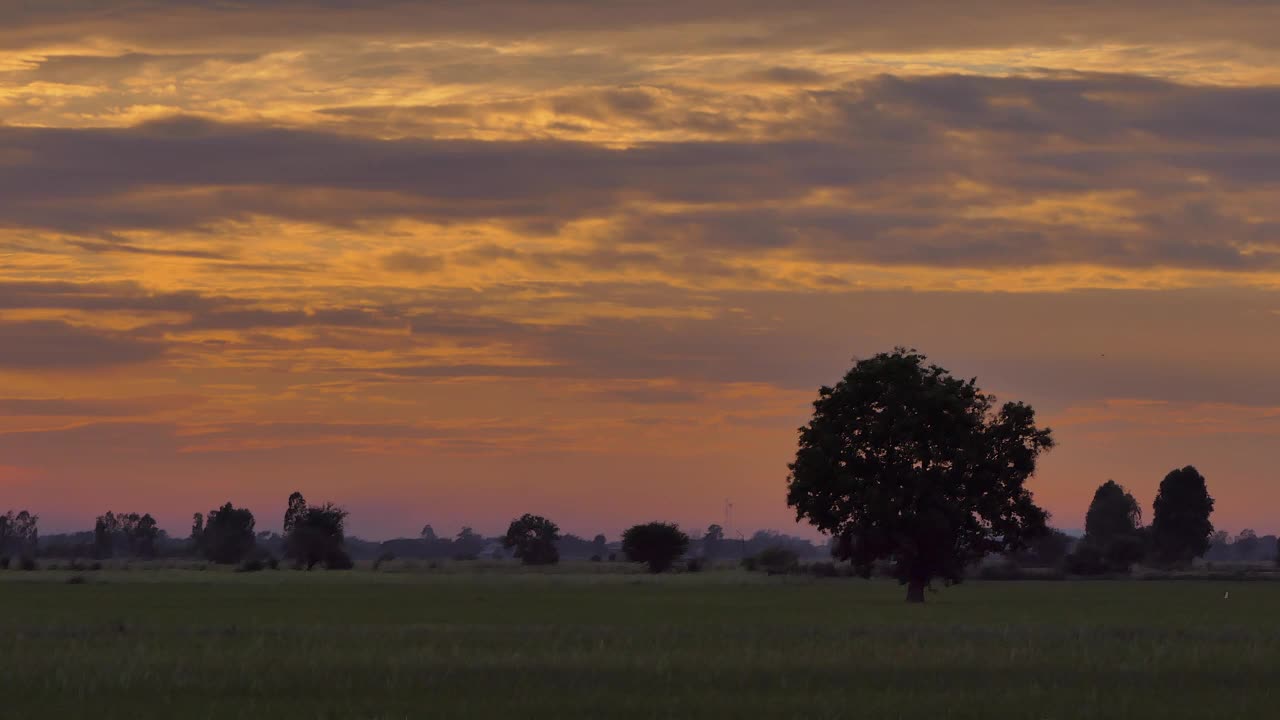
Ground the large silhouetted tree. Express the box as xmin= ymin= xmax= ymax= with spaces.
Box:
xmin=502 ymin=514 xmax=560 ymax=565
xmin=1150 ymin=466 xmax=1214 ymax=567
xmin=1085 ymin=481 xmax=1142 ymax=543
xmin=622 ymin=522 xmax=690 ymax=573
xmin=283 ymin=492 xmax=351 ymax=570
xmin=786 ymin=348 xmax=1054 ymax=602
xmin=201 ymin=502 xmax=257 ymax=564
xmin=1076 ymin=480 xmax=1144 ymax=572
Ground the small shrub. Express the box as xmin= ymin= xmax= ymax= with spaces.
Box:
xmin=806 ymin=561 xmax=839 ymax=578
xmin=621 ymin=522 xmax=691 ymax=573
xmin=266 ymin=555 xmax=279 ymax=570
xmin=325 ymin=549 xmax=354 ymax=570
xmin=872 ymin=560 xmax=898 ymax=579
xmin=754 ymin=546 xmax=800 ymax=575
xmin=589 ymin=554 xmax=602 ymax=562
xmin=1104 ymin=535 xmax=1145 ymax=573
xmin=373 ymin=551 xmax=396 ymax=571
xmin=740 ymin=556 xmax=759 ymax=572
xmin=502 ymin=514 xmax=561 ymax=565
xmin=236 ymin=557 xmax=266 ymax=573
xmin=608 ymin=553 xmax=617 ymax=562
xmin=976 ymin=560 xmax=1028 ymax=581
xmin=66 ymin=574 xmax=87 ymax=585
xmin=685 ymin=557 xmax=705 ymax=573
xmin=89 ymin=561 xmax=103 ymax=571
xmin=18 ymin=557 xmax=37 ymax=572
xmin=1065 ymin=543 xmax=1109 ymax=576
xmin=0 ymin=556 xmax=9 ymax=570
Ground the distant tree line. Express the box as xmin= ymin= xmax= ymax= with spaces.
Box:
xmin=13 ymin=477 xmax=1254 ymax=579
xmin=0 ymin=465 xmax=1258 ymax=582
xmin=94 ymin=512 xmax=160 ymax=559
xmin=1 ymin=493 xmax=826 ymax=574
xmin=1205 ymin=529 xmax=1279 ymax=563
xmin=3 ymin=466 xmax=1253 ymax=579
xmin=2 ymin=493 xmax=353 ymax=571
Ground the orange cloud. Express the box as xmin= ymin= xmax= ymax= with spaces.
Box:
xmin=0 ymin=2 xmax=1277 ymax=539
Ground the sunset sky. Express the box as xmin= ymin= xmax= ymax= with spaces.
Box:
xmin=1 ymin=1 xmax=1278 ymax=540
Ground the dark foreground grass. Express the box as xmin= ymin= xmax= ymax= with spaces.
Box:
xmin=1 ymin=572 xmax=1276 ymax=719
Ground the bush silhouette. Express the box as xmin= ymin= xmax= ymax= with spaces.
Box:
xmin=1065 ymin=542 xmax=1109 ymax=575
xmin=283 ymin=493 xmax=350 ymax=571
xmin=502 ymin=514 xmax=560 ymax=565
xmin=325 ymin=548 xmax=354 ymax=570
xmin=622 ymin=522 xmax=689 ymax=573
xmin=201 ymin=502 xmax=257 ymax=565
xmin=754 ymin=546 xmax=799 ymax=574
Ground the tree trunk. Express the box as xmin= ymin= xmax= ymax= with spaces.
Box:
xmin=906 ymin=579 xmax=926 ymax=603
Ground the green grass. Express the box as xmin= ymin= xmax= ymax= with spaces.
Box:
xmin=1 ymin=570 xmax=1276 ymax=718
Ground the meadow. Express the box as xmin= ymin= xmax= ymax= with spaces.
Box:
xmin=1 ymin=568 xmax=1276 ymax=719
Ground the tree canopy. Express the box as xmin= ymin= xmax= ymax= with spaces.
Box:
xmin=1084 ymin=480 xmax=1142 ymax=544
xmin=283 ymin=492 xmax=351 ymax=570
xmin=622 ymin=522 xmax=690 ymax=573
xmin=1150 ymin=466 xmax=1214 ymax=567
xmin=1075 ymin=480 xmax=1145 ymax=573
xmin=502 ymin=514 xmax=561 ymax=565
xmin=786 ymin=348 xmax=1054 ymax=602
xmin=201 ymin=502 xmax=257 ymax=565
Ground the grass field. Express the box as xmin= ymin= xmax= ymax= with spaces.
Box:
xmin=1 ymin=569 xmax=1276 ymax=719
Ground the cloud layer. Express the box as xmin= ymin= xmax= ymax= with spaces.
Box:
xmin=1 ymin=1 xmax=1277 ymax=538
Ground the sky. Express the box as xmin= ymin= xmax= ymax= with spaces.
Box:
xmin=1 ymin=1 xmax=1278 ymax=540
